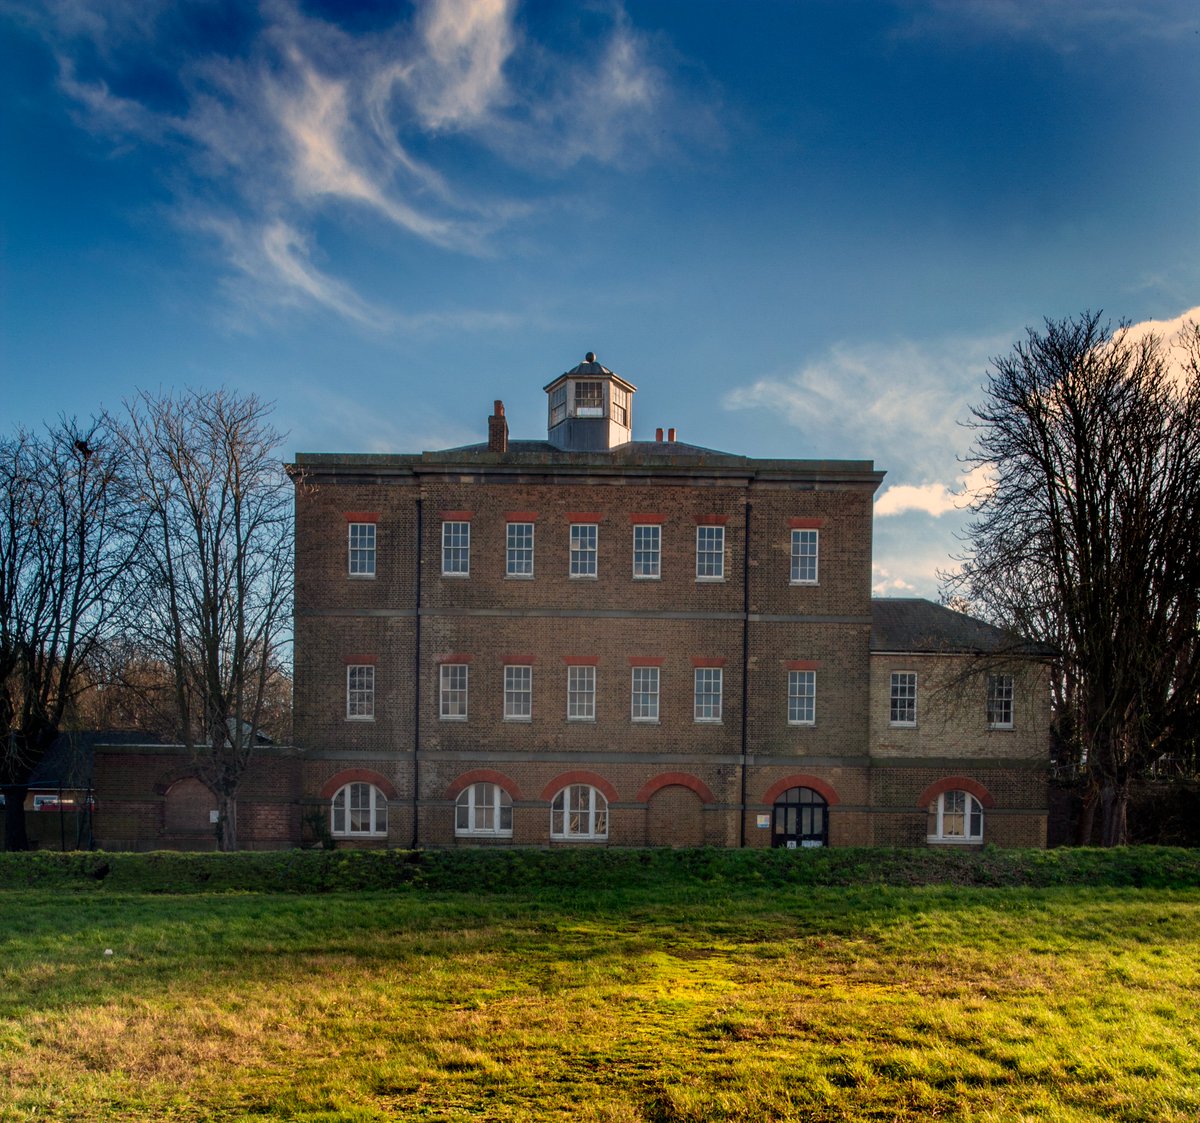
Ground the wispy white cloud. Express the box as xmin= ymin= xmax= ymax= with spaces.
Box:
xmin=726 ymin=308 xmax=1194 ymax=526
xmin=24 ymin=0 xmax=703 ymax=326
xmin=875 ymin=482 xmax=958 ymax=518
xmin=282 ymin=384 xmax=480 ymax=457
xmin=521 ymin=12 xmax=669 ymax=168
xmin=871 ymin=564 xmax=918 ymax=596
xmin=256 ymin=220 xmax=393 ymax=328
xmin=723 ymin=333 xmax=1008 ymax=485
xmin=876 ymin=462 xmax=995 ymax=518
xmin=851 ymin=306 xmax=1197 ymax=595
xmin=872 ymin=526 xmax=965 ymax=599
xmin=190 ymin=213 xmax=393 ymax=329
xmin=894 ymin=0 xmax=1198 ymax=51
xmin=408 ymin=0 xmax=516 ymax=130
xmin=55 ymin=53 xmax=162 ymax=140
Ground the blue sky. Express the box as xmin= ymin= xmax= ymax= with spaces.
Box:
xmin=2 ymin=0 xmax=1198 ymax=598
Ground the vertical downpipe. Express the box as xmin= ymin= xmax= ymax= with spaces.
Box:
xmin=740 ymin=497 xmax=751 ymax=848
xmin=411 ymin=496 xmax=423 ymax=850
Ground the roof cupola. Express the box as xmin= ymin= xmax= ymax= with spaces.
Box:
xmin=543 ymin=352 xmax=636 ymax=451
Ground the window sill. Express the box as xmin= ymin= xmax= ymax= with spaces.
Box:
xmin=631 ymin=718 xmax=660 ymax=725
xmin=440 ymin=715 xmax=469 ymax=722
xmin=348 ymin=573 xmax=376 ymax=580
xmin=569 ymin=574 xmax=598 ymax=580
xmin=788 ymin=720 xmax=816 ymax=728
xmin=456 ymin=830 xmax=514 ymax=839
xmin=441 ymin=572 xmax=470 ymax=579
xmin=695 ymin=576 xmax=726 ymax=583
xmin=346 ymin=715 xmax=375 ymax=722
xmin=332 ymin=831 xmax=388 ymax=839
xmin=503 ymin=716 xmax=532 ymax=723
xmin=567 ymin=717 xmax=596 ymax=723
xmin=505 ymin=573 xmax=535 ymax=580
xmin=789 ymin=580 xmax=818 ymax=587
xmin=889 ymin=722 xmax=917 ymax=729
xmin=632 ymin=574 xmax=661 ymax=581
xmin=693 ymin=718 xmax=723 ymax=725
xmin=987 ymin=724 xmax=1015 ymax=732
xmin=927 ymin=836 xmax=983 ymax=846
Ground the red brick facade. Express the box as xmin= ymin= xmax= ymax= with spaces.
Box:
xmin=85 ymin=356 xmax=1049 ymax=850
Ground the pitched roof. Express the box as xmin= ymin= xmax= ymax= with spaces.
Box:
xmin=870 ymin=598 xmax=1051 ymax=656
xmin=28 ymin=730 xmax=171 ymax=789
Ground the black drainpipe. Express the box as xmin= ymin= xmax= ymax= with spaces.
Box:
xmin=411 ymin=495 xmax=423 ymax=850
xmin=740 ymin=496 xmax=751 ymax=848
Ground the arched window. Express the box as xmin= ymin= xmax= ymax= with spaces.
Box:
xmin=772 ymin=786 xmax=828 ymax=848
xmin=928 ymin=790 xmax=983 ymax=843
xmin=331 ymin=782 xmax=388 ymax=838
xmin=456 ymin=783 xmax=513 ymax=837
xmin=551 ymin=784 xmax=608 ymax=840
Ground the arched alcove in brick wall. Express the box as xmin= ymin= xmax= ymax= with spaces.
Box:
xmin=646 ymin=784 xmax=705 ymax=847
xmin=163 ymin=777 xmax=216 ymax=835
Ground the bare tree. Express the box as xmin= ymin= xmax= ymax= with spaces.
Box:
xmin=0 ymin=418 xmax=143 ymax=850
xmin=125 ymin=390 xmax=293 ymax=851
xmin=945 ymin=313 xmax=1200 ymax=845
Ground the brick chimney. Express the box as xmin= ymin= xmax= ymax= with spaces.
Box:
xmin=488 ymin=400 xmax=509 ymax=453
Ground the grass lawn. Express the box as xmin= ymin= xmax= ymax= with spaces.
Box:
xmin=2 ymin=881 xmax=1198 ymax=1121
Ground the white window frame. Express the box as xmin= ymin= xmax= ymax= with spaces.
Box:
xmin=506 ymin=522 xmax=534 ymax=578
xmin=631 ymin=666 xmax=660 ymax=722
xmin=455 ymin=783 xmax=513 ymax=837
xmin=788 ymin=669 xmax=816 ymax=725
xmin=694 ymin=667 xmax=723 ymax=722
xmin=440 ymin=663 xmax=469 ymax=721
xmin=346 ymin=665 xmax=375 ymax=721
xmin=928 ymin=790 xmax=984 ymax=844
xmin=331 ymin=782 xmax=388 ymax=838
xmin=890 ymin=671 xmax=917 ymax=727
xmin=632 ymin=524 xmax=661 ymax=579
xmin=569 ymin=523 xmax=598 ymax=578
xmin=695 ymin=525 xmax=725 ymax=581
xmin=348 ymin=522 xmax=376 ymax=577
xmin=987 ymin=674 xmax=1015 ymax=729
xmin=574 ymin=380 xmax=605 ymax=418
xmin=611 ymin=385 xmax=629 ymax=427
xmin=790 ymin=529 xmax=819 ymax=585
xmin=442 ymin=521 xmax=470 ymax=576
xmin=567 ymin=665 xmax=596 ymax=721
xmin=550 ymin=783 xmax=608 ymax=840
xmin=549 ymin=385 xmax=567 ymax=428
xmin=504 ymin=665 xmax=532 ymax=721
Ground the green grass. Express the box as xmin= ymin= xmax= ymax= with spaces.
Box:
xmin=2 ymin=875 xmax=1199 ymax=1120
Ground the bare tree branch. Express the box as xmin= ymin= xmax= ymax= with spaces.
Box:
xmin=122 ymin=389 xmax=293 ymax=851
xmin=943 ymin=312 xmax=1200 ymax=844
xmin=0 ymin=416 xmax=145 ymax=850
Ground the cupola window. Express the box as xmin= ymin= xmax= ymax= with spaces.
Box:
xmin=574 ymin=381 xmax=605 ymax=417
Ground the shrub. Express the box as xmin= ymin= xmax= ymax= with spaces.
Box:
xmin=1 ymin=845 xmax=1198 ymax=895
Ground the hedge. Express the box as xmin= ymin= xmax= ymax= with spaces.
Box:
xmin=1 ymin=844 xmax=1199 ymax=894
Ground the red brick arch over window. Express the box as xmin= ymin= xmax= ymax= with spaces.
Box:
xmin=917 ymin=777 xmax=995 ymax=809
xmin=636 ymin=772 xmax=716 ymax=805
xmin=541 ymin=771 xmax=619 ymax=804
xmin=762 ymin=775 xmax=842 ymax=807
xmin=320 ymin=769 xmax=399 ymax=801
xmin=444 ymin=769 xmax=523 ymax=801
xmin=154 ymin=770 xmax=208 ymax=797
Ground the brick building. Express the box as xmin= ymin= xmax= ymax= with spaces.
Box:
xmin=286 ymin=354 xmax=1050 ymax=851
